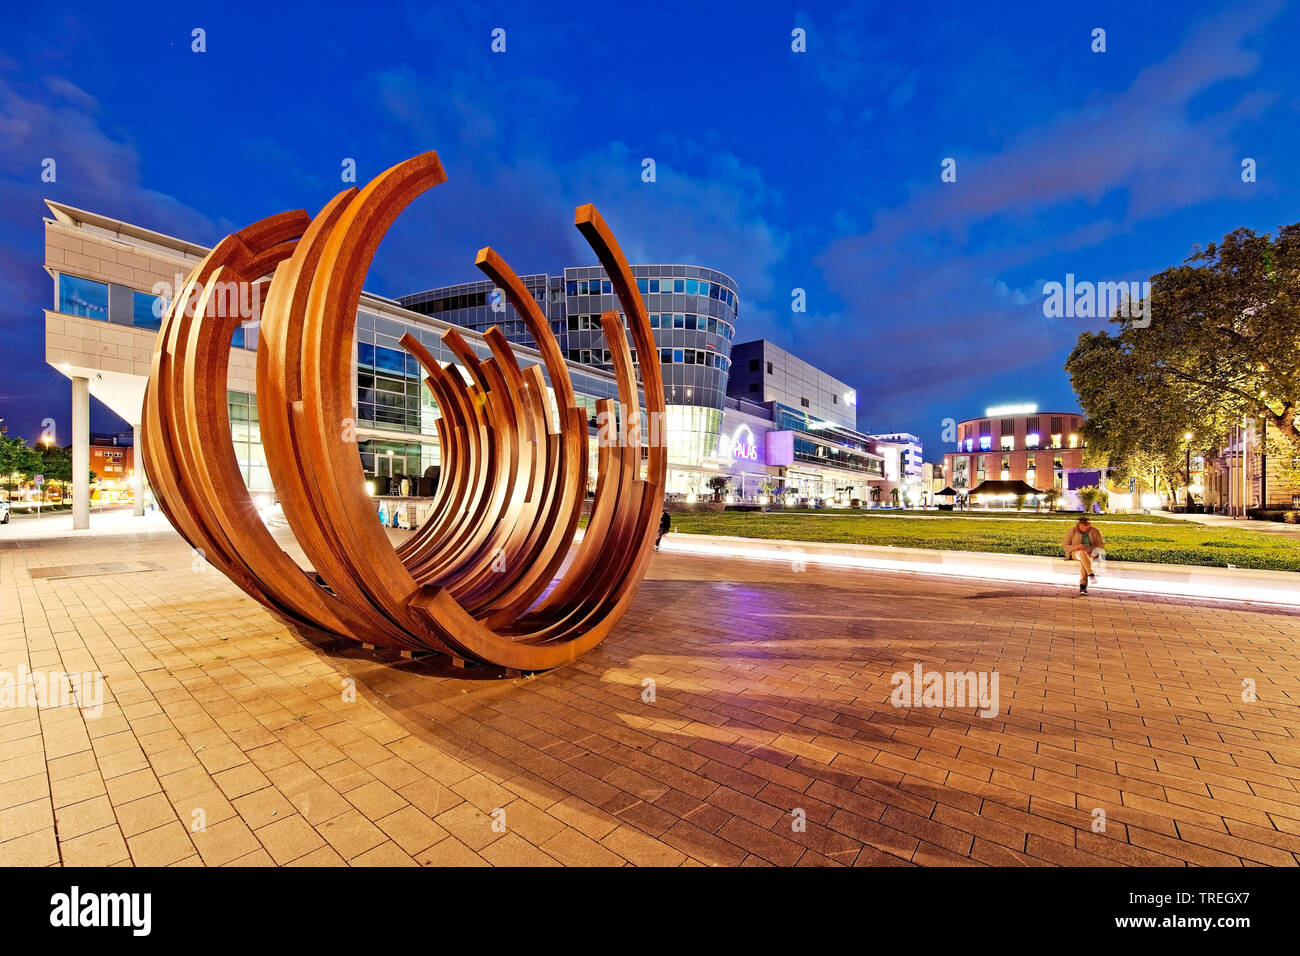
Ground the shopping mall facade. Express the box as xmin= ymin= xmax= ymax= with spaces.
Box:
xmin=42 ymin=201 xmax=913 ymax=525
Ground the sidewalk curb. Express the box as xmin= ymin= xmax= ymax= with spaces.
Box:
xmin=660 ymin=532 xmax=1300 ymax=608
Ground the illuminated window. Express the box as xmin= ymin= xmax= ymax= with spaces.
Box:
xmin=1068 ymin=433 xmax=1079 ymax=448
xmin=1000 ymin=435 xmax=1015 ymax=450
xmin=1050 ymin=433 xmax=1062 ymax=448
xmin=979 ymin=436 xmax=991 ymax=451
xmin=1025 ymin=432 xmax=1039 ymax=448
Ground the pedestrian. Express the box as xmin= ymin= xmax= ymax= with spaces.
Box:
xmin=1063 ymin=516 xmax=1105 ymax=594
xmin=655 ymin=510 xmax=671 ymax=551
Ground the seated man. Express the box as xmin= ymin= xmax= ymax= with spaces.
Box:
xmin=1063 ymin=516 xmax=1105 ymax=594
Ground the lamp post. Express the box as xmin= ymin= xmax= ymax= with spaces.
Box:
xmin=1183 ymin=431 xmax=1194 ymax=511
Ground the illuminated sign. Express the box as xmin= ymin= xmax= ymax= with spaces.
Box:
xmin=845 ymin=390 xmax=857 ymax=407
xmin=767 ymin=430 xmax=793 ymax=466
xmin=985 ymin=403 xmax=1037 ymax=416
xmin=720 ymin=424 xmax=759 ymax=462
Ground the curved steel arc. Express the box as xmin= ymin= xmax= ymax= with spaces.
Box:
xmin=142 ymin=151 xmax=665 ymax=670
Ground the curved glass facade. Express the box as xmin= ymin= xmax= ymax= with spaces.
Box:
xmin=400 ymin=263 xmax=741 ymax=492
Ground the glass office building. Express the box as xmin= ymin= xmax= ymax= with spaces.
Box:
xmin=401 ymin=264 xmax=740 ymax=495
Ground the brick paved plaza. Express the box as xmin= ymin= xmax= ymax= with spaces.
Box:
xmin=3 ymin=518 xmax=1300 ymax=867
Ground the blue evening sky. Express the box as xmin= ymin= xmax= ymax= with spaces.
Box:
xmin=2 ymin=0 xmax=1297 ymax=456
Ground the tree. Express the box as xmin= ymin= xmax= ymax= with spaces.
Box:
xmin=870 ymin=486 xmax=882 ymax=505
xmin=706 ymin=475 xmax=731 ymax=501
xmin=1079 ymin=485 xmax=1104 ymax=513
xmin=1015 ymin=493 xmax=1027 ymax=511
xmin=0 ymin=435 xmax=41 ymax=499
xmin=1067 ymin=224 xmax=1300 ymax=473
xmin=889 ymin=487 xmax=900 ymax=507
xmin=1042 ymin=488 xmax=1061 ymax=512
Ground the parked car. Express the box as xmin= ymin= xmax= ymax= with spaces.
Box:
xmin=1 ymin=499 xmax=9 ymax=524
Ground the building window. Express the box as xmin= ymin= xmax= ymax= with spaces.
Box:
xmin=1000 ymin=435 xmax=1014 ymax=450
xmin=800 ymin=397 xmax=810 ymax=408
xmin=748 ymin=358 xmax=760 ymax=372
xmin=58 ymin=274 xmax=109 ymax=320
xmin=1001 ymin=419 xmax=1014 ymax=435
xmin=1025 ymin=433 xmax=1040 ymax=448
xmin=133 ymin=291 xmax=165 ymax=330
xmin=832 ymin=395 xmax=838 ymax=405
xmin=766 ymin=362 xmax=773 ymax=374
xmin=1051 ymin=416 xmax=1063 ymax=434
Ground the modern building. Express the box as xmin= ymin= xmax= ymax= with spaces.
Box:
xmin=921 ymin=461 xmax=946 ymax=505
xmin=866 ymin=432 xmax=924 ymax=504
xmin=401 ymin=274 xmax=890 ymax=501
xmin=42 ymin=201 xmax=905 ymax=523
xmin=943 ymin=404 xmax=1086 ymax=495
xmin=706 ymin=394 xmax=886 ymax=502
xmin=726 ymin=339 xmax=856 ymax=430
xmin=400 ymin=264 xmax=740 ymax=495
xmin=42 ymin=201 xmax=632 ymax=528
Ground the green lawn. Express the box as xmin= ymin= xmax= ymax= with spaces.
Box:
xmin=664 ymin=511 xmax=1300 ymax=573
xmin=771 ymin=507 xmax=1187 ymax=525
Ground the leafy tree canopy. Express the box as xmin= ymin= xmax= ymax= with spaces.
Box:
xmin=1067 ymin=223 xmax=1300 ymax=469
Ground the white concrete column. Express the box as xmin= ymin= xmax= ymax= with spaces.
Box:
xmin=72 ymin=376 xmax=90 ymax=530
xmin=132 ymin=422 xmax=145 ymax=516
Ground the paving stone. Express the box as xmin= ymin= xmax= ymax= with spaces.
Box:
xmin=4 ymin=522 xmax=1300 ymax=868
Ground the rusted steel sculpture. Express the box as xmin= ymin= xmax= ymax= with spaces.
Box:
xmin=142 ymin=151 xmax=665 ymax=670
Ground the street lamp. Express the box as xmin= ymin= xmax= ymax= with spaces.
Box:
xmin=1183 ymin=431 xmax=1194 ymax=510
